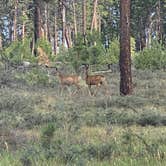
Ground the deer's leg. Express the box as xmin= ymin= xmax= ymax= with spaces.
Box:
xmin=72 ymin=84 xmax=80 ymax=96
xmin=93 ymin=84 xmax=100 ymax=96
xmin=66 ymin=85 xmax=72 ymax=96
xmin=59 ymin=85 xmax=64 ymax=96
xmin=88 ymin=85 xmax=94 ymax=96
xmin=103 ymin=80 xmax=109 ymax=95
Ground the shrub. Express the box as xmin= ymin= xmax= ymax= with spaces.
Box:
xmin=15 ymin=68 xmax=50 ymax=86
xmin=36 ymin=38 xmax=55 ymax=61
xmin=134 ymin=40 xmax=166 ymax=70
xmin=41 ymin=123 xmax=55 ymax=149
xmin=137 ymin=111 xmax=165 ymax=126
xmin=102 ymin=37 xmax=135 ymax=65
xmin=86 ymin=143 xmax=115 ymax=160
xmin=3 ymin=38 xmax=36 ymax=64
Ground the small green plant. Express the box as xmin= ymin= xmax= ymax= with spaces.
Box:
xmin=134 ymin=40 xmax=166 ymax=70
xmin=41 ymin=123 xmax=55 ymax=158
xmin=15 ymin=68 xmax=49 ymax=86
xmin=36 ymin=38 xmax=54 ymax=61
xmin=3 ymin=38 xmax=36 ymax=64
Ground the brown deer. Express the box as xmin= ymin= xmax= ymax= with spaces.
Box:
xmin=84 ymin=64 xmax=108 ymax=96
xmin=53 ymin=67 xmax=82 ymax=95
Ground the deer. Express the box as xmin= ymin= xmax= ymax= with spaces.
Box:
xmin=83 ymin=64 xmax=109 ymax=96
xmin=52 ymin=67 xmax=82 ymax=95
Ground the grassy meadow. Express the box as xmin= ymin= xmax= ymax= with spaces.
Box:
xmin=0 ymin=65 xmax=166 ymax=166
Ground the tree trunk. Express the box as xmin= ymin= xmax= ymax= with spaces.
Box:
xmin=82 ymin=0 xmax=86 ymax=38
xmin=13 ymin=0 xmax=18 ymax=41
xmin=22 ymin=10 xmax=26 ymax=42
xmin=65 ymin=25 xmax=72 ymax=48
xmin=119 ymin=0 xmax=132 ymax=95
xmin=62 ymin=0 xmax=66 ymax=46
xmin=0 ymin=32 xmax=2 ymax=50
xmin=156 ymin=0 xmax=162 ymax=43
xmin=33 ymin=0 xmax=42 ymax=44
xmin=54 ymin=14 xmax=58 ymax=54
xmin=73 ymin=0 xmax=77 ymax=37
xmin=44 ymin=2 xmax=50 ymax=41
xmin=9 ymin=17 xmax=13 ymax=42
xmin=91 ymin=0 xmax=98 ymax=32
xmin=145 ymin=13 xmax=153 ymax=48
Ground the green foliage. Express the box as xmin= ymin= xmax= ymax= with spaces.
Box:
xmin=103 ymin=38 xmax=120 ymax=64
xmin=102 ymin=37 xmax=136 ymax=65
xmin=41 ymin=123 xmax=55 ymax=150
xmin=86 ymin=142 xmax=116 ymax=160
xmin=3 ymin=38 xmax=36 ymax=64
xmin=57 ymin=32 xmax=105 ymax=72
xmin=134 ymin=40 xmax=166 ymax=70
xmin=36 ymin=38 xmax=52 ymax=57
xmin=15 ymin=68 xmax=49 ymax=86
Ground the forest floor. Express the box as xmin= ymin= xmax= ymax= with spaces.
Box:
xmin=0 ymin=65 xmax=166 ymax=166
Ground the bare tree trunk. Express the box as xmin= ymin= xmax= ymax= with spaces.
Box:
xmin=22 ymin=10 xmax=26 ymax=42
xmin=119 ymin=0 xmax=132 ymax=95
xmin=33 ymin=0 xmax=42 ymax=44
xmin=54 ymin=14 xmax=58 ymax=54
xmin=9 ymin=17 xmax=13 ymax=42
xmin=156 ymin=0 xmax=162 ymax=42
xmin=13 ymin=0 xmax=18 ymax=41
xmin=44 ymin=2 xmax=50 ymax=41
xmin=98 ymin=12 xmax=101 ymax=33
xmin=65 ymin=25 xmax=72 ymax=48
xmin=0 ymin=32 xmax=2 ymax=50
xmin=137 ymin=18 xmax=146 ymax=50
xmin=62 ymin=0 xmax=66 ymax=46
xmin=73 ymin=0 xmax=77 ymax=37
xmin=82 ymin=0 xmax=86 ymax=37
xmin=91 ymin=0 xmax=98 ymax=32
xmin=145 ymin=14 xmax=153 ymax=48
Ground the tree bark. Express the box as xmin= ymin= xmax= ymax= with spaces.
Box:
xmin=156 ymin=0 xmax=162 ymax=43
xmin=91 ymin=0 xmax=98 ymax=32
xmin=54 ymin=14 xmax=58 ymax=54
xmin=73 ymin=0 xmax=77 ymax=37
xmin=82 ymin=0 xmax=86 ymax=36
xmin=33 ymin=0 xmax=42 ymax=43
xmin=65 ymin=25 xmax=72 ymax=48
xmin=22 ymin=10 xmax=26 ymax=42
xmin=44 ymin=2 xmax=50 ymax=41
xmin=119 ymin=0 xmax=132 ymax=95
xmin=0 ymin=32 xmax=2 ymax=50
xmin=13 ymin=0 xmax=18 ymax=41
xmin=62 ymin=0 xmax=66 ymax=46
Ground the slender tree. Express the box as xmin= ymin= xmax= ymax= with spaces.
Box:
xmin=0 ymin=32 xmax=2 ymax=50
xmin=33 ymin=0 xmax=42 ymax=43
xmin=54 ymin=13 xmax=58 ymax=54
xmin=13 ymin=0 xmax=18 ymax=41
xmin=91 ymin=0 xmax=98 ymax=32
xmin=82 ymin=0 xmax=86 ymax=37
xmin=73 ymin=0 xmax=77 ymax=37
xmin=119 ymin=0 xmax=132 ymax=95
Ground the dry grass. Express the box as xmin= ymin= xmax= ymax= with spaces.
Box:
xmin=0 ymin=66 xmax=166 ymax=165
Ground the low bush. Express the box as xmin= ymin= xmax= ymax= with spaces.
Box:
xmin=15 ymin=68 xmax=50 ymax=86
xmin=134 ymin=40 xmax=166 ymax=70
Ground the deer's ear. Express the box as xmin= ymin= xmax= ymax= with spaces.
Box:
xmin=82 ymin=64 xmax=89 ymax=67
xmin=85 ymin=64 xmax=89 ymax=69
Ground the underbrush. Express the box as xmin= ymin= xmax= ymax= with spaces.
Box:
xmin=0 ymin=67 xmax=166 ymax=165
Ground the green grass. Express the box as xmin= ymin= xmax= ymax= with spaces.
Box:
xmin=0 ymin=66 xmax=166 ymax=165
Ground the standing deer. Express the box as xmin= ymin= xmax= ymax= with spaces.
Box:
xmin=84 ymin=64 xmax=108 ymax=96
xmin=53 ymin=67 xmax=82 ymax=95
